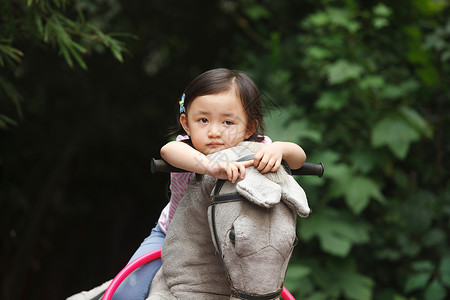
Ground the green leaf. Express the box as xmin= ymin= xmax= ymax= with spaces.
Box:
xmin=309 ymin=258 xmax=374 ymax=300
xmin=306 ymin=292 xmax=328 ymax=300
xmin=326 ymin=163 xmax=352 ymax=183
xmin=423 ymin=229 xmax=446 ymax=248
xmin=379 ymin=79 xmax=419 ymax=100
xmin=67 ymin=41 xmax=88 ymax=70
xmin=265 ymin=108 xmax=322 ymax=143
xmin=412 ymin=260 xmax=435 ymax=272
xmin=404 ymin=272 xmax=432 ymax=293
xmin=349 ymin=149 xmax=378 ymax=174
xmin=244 ymin=4 xmax=270 ymax=21
xmin=327 ymin=166 xmax=352 ymax=200
xmin=0 ymin=114 xmax=18 ymax=128
xmin=344 ymin=176 xmax=384 ymax=214
xmin=373 ymin=17 xmax=389 ymax=29
xmin=310 ymin=150 xmax=341 ymax=166
xmin=306 ymin=46 xmax=334 ymax=60
xmin=341 ymin=270 xmax=374 ymax=300
xmin=286 ymin=264 xmax=311 ymax=279
xmin=358 ymin=75 xmax=385 ymax=90
xmin=32 ymin=8 xmax=44 ymax=36
xmin=300 ymin=208 xmax=369 ymax=257
xmin=270 ymin=32 xmax=281 ymax=63
xmin=373 ymin=4 xmax=392 ymax=17
xmin=315 ymin=90 xmax=349 ymax=111
xmin=284 ymin=264 xmax=311 ymax=292
xmin=424 ymin=279 xmax=446 ymax=300
xmin=416 ymin=65 xmax=440 ymax=86
xmin=0 ymin=118 xmax=7 ymax=130
xmin=0 ymin=43 xmax=24 ymax=66
xmin=327 ymin=60 xmax=364 ymax=85
xmin=439 ymin=255 xmax=450 ymax=287
xmin=321 ymin=7 xmax=360 ymax=33
xmin=57 ymin=39 xmax=73 ymax=67
xmin=371 ymin=114 xmax=421 ymax=159
xmin=306 ymin=12 xmax=329 ymax=27
xmin=412 ymin=0 xmax=447 ymax=15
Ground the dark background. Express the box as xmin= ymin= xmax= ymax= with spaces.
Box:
xmin=1 ymin=1 xmax=247 ymax=298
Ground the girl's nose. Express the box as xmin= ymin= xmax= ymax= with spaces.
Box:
xmin=208 ymin=123 xmax=222 ymax=138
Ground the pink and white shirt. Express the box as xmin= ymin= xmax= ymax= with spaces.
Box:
xmin=157 ymin=135 xmax=272 ymax=234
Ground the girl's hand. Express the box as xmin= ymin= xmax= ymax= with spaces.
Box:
xmin=207 ymin=160 xmax=254 ymax=183
xmin=253 ymin=143 xmax=283 ymax=174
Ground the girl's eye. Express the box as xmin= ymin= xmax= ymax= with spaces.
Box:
xmin=200 ymin=118 xmax=208 ymax=124
xmin=224 ymin=120 xmax=234 ymax=125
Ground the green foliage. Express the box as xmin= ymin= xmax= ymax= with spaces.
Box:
xmin=300 ymin=208 xmax=370 ymax=256
xmin=0 ymin=0 xmax=131 ymax=128
xmin=403 ymin=256 xmax=450 ymax=300
xmin=226 ymin=0 xmax=450 ymax=298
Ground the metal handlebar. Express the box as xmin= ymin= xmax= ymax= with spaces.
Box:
xmin=151 ymin=158 xmax=324 ymax=177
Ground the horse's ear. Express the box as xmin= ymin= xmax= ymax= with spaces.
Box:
xmin=280 ymin=176 xmax=310 ymax=217
xmin=236 ymin=167 xmax=281 ymax=208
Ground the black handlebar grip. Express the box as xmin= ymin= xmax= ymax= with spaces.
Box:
xmin=150 ymin=158 xmax=187 ymax=174
xmin=291 ymin=162 xmax=324 ymax=177
xmin=151 ymin=158 xmax=324 ymax=177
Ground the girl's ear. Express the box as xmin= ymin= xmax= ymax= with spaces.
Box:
xmin=180 ymin=114 xmax=190 ymax=136
xmin=245 ymin=120 xmax=258 ymax=139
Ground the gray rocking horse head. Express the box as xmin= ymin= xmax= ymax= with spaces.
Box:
xmin=148 ymin=142 xmax=310 ymax=300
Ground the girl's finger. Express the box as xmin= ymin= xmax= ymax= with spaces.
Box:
xmin=227 ymin=164 xmax=235 ymax=183
xmin=226 ymin=164 xmax=233 ymax=181
xmin=261 ymin=163 xmax=271 ymax=174
xmin=232 ymin=166 xmax=240 ymax=183
xmin=239 ymin=163 xmax=246 ymax=179
xmin=253 ymin=151 xmax=263 ymax=167
xmin=262 ymin=157 xmax=277 ymax=174
xmin=257 ymin=156 xmax=270 ymax=172
xmin=241 ymin=160 xmax=254 ymax=168
xmin=272 ymin=159 xmax=282 ymax=172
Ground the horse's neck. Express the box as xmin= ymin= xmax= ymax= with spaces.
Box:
xmin=161 ymin=176 xmax=230 ymax=298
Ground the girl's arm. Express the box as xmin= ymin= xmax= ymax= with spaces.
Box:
xmin=160 ymin=141 xmax=252 ymax=183
xmin=253 ymin=141 xmax=306 ymax=174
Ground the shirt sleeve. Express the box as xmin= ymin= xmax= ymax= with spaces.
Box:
xmin=261 ymin=135 xmax=272 ymax=144
xmin=176 ymin=135 xmax=190 ymax=141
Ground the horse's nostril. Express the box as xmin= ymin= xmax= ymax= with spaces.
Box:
xmin=229 ymin=228 xmax=236 ymax=244
xmin=293 ymin=236 xmax=298 ymax=247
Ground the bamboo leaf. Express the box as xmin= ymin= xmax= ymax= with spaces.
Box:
xmin=67 ymin=42 xmax=87 ymax=70
xmin=0 ymin=118 xmax=7 ymax=130
xmin=0 ymin=114 xmax=18 ymax=129
xmin=0 ymin=44 xmax=24 ymax=64
xmin=57 ymin=39 xmax=73 ymax=67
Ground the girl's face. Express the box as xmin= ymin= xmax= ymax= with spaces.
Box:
xmin=180 ymin=87 xmax=256 ymax=155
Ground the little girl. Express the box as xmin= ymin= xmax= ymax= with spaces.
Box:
xmin=112 ymin=68 xmax=306 ymax=299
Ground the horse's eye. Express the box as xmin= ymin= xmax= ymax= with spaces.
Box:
xmin=229 ymin=228 xmax=236 ymax=244
xmin=293 ymin=236 xmax=298 ymax=247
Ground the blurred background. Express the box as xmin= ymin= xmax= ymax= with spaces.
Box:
xmin=1 ymin=0 xmax=449 ymax=299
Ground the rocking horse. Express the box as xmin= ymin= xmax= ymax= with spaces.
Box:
xmin=68 ymin=142 xmax=324 ymax=300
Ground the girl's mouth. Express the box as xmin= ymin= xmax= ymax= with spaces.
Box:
xmin=208 ymin=142 xmax=223 ymax=146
